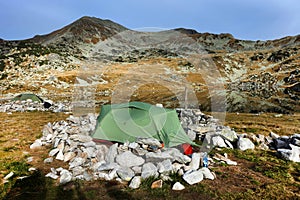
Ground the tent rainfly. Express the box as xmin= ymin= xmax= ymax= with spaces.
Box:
xmin=92 ymin=102 xmax=196 ymax=148
xmin=12 ymin=93 xmax=44 ymax=103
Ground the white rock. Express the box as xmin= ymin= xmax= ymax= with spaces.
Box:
xmin=187 ymin=129 xmax=197 ymax=141
xmin=105 ymin=169 xmax=118 ymax=181
xmin=72 ymin=166 xmax=85 ymax=176
xmin=270 ymin=131 xmax=280 ymax=139
xmin=105 ymin=143 xmax=118 ymax=163
xmin=157 ymin=159 xmax=173 ymax=174
xmin=129 ymin=176 xmax=142 ymax=189
xmin=30 ymin=139 xmax=42 ymax=149
xmin=57 ymin=141 xmax=65 ymax=151
xmin=44 ymin=157 xmax=54 ymax=163
xmin=117 ymin=167 xmax=135 ymax=181
xmin=136 ymin=138 xmax=161 ymax=146
xmin=172 ymin=163 xmax=184 ymax=172
xmin=83 ymin=141 xmax=96 ymax=147
xmin=165 ymin=148 xmax=191 ymax=164
xmin=60 ymin=170 xmax=73 ymax=184
xmin=183 ymin=170 xmax=203 ymax=185
xmin=98 ymin=162 xmax=120 ymax=171
xmin=4 ymin=172 xmax=14 ymax=180
xmin=237 ymin=138 xmax=255 ymax=151
xmin=28 ymin=167 xmax=37 ymax=172
xmin=172 ymin=182 xmax=185 ymax=190
xmin=116 ymin=151 xmax=145 ymax=167
xmin=226 ymin=159 xmax=237 ymax=165
xmin=189 ymin=153 xmax=201 ymax=170
xmin=278 ymin=144 xmax=300 ymax=162
xmin=128 ymin=142 xmax=139 ymax=149
xmin=132 ymin=166 xmax=142 ymax=174
xmin=199 ymin=167 xmax=214 ymax=180
xmin=141 ymin=163 xmax=159 ymax=179
xmin=220 ymin=129 xmax=238 ymax=142
xmin=145 ymin=151 xmax=173 ymax=163
xmin=70 ymin=134 xmax=92 ymax=143
xmin=69 ymin=157 xmax=85 ymax=168
xmin=95 ymin=145 xmax=109 ymax=162
xmin=178 ymin=169 xmax=184 ymax=176
xmin=46 ymin=134 xmax=53 ymax=142
xmin=212 ymin=136 xmax=227 ymax=148
xmin=45 ymin=172 xmax=59 ymax=180
xmin=49 ymin=148 xmax=60 ymax=157
xmin=56 ymin=150 xmax=64 ymax=161
xmin=64 ymin=152 xmax=76 ymax=162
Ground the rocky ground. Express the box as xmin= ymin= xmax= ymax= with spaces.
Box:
xmin=0 ymin=102 xmax=299 ymax=199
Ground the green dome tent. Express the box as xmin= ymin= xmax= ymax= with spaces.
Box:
xmin=12 ymin=93 xmax=44 ymax=103
xmin=92 ymin=102 xmax=196 ymax=148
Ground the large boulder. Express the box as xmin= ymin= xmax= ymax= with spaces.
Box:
xmin=116 ymin=151 xmax=145 ymax=167
xmin=237 ymin=138 xmax=255 ymax=151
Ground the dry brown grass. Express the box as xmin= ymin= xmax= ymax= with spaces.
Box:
xmin=223 ymin=112 xmax=300 ymax=136
xmin=0 ymin=112 xmax=68 ymax=182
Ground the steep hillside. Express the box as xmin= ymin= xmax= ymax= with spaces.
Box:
xmin=0 ymin=16 xmax=299 ymax=113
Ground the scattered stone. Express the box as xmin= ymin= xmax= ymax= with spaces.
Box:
xmin=213 ymin=153 xmax=237 ymax=165
xmin=270 ymin=132 xmax=280 ymax=139
xmin=183 ymin=170 xmax=203 ymax=185
xmin=30 ymin=139 xmax=43 ymax=149
xmin=151 ymin=179 xmax=163 ymax=189
xmin=26 ymin=157 xmax=34 ymax=163
xmin=189 ymin=153 xmax=201 ymax=170
xmin=187 ymin=129 xmax=197 ymax=141
xmin=28 ymin=167 xmax=37 ymax=172
xmin=60 ymin=170 xmax=73 ymax=184
xmin=277 ymin=144 xmax=300 ymax=162
xmin=141 ymin=163 xmax=158 ymax=179
xmin=105 ymin=143 xmax=118 ymax=163
xmin=98 ymin=162 xmax=120 ymax=171
xmin=45 ymin=172 xmax=59 ymax=180
xmin=136 ymin=138 xmax=161 ymax=147
xmin=212 ymin=136 xmax=227 ymax=148
xmin=69 ymin=157 xmax=85 ymax=168
xmin=199 ymin=167 xmax=215 ymax=180
xmin=116 ymin=151 xmax=145 ymax=167
xmin=117 ymin=167 xmax=135 ymax=181
xmin=69 ymin=134 xmax=92 ymax=143
xmin=129 ymin=176 xmax=142 ymax=189
xmin=220 ymin=129 xmax=238 ymax=142
xmin=128 ymin=142 xmax=139 ymax=149
xmin=157 ymin=159 xmax=173 ymax=174
xmin=132 ymin=166 xmax=142 ymax=174
xmin=44 ymin=157 xmax=54 ymax=163
xmin=165 ymin=148 xmax=191 ymax=164
xmin=172 ymin=182 xmax=185 ymax=190
xmin=49 ymin=148 xmax=60 ymax=157
xmin=64 ymin=152 xmax=76 ymax=162
xmin=145 ymin=151 xmax=173 ymax=163
xmin=56 ymin=150 xmax=64 ymax=161
xmin=4 ymin=172 xmax=14 ymax=180
xmin=237 ymin=138 xmax=255 ymax=151
xmin=291 ymin=138 xmax=300 ymax=147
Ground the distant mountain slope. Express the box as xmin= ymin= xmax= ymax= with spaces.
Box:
xmin=0 ymin=16 xmax=299 ymax=113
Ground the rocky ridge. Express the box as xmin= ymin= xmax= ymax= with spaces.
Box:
xmin=0 ymin=16 xmax=299 ymax=113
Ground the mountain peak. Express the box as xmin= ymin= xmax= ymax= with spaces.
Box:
xmin=31 ymin=16 xmax=127 ymax=44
